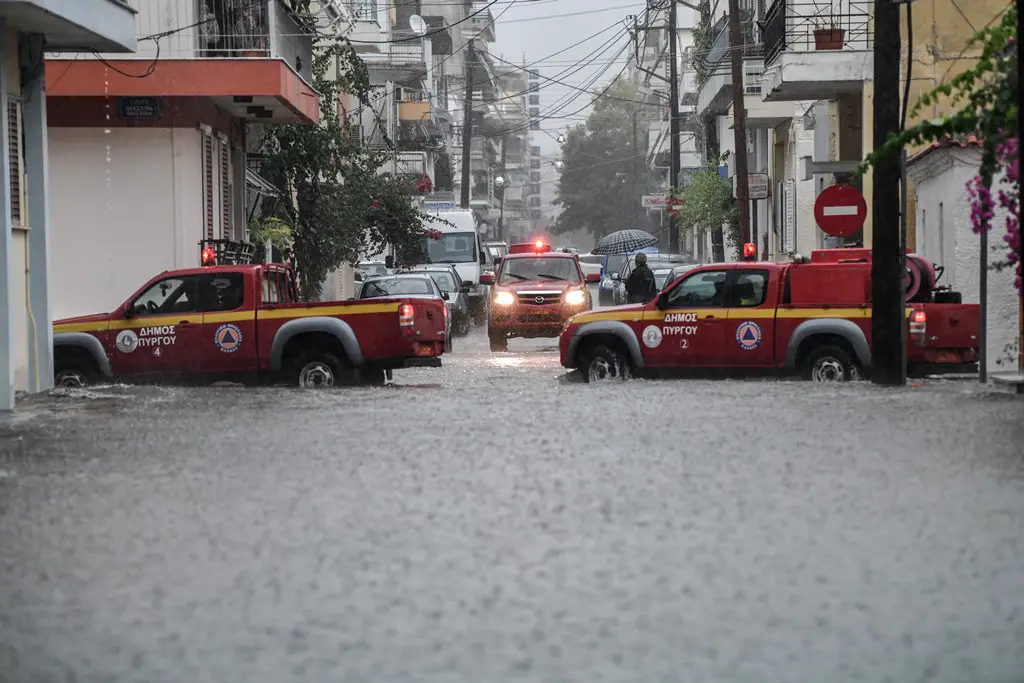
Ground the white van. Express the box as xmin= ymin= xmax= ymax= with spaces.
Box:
xmin=420 ymin=209 xmax=488 ymax=322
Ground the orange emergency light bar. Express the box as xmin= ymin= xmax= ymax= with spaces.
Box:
xmin=743 ymin=242 xmax=757 ymax=260
xmin=509 ymin=241 xmax=551 ymax=254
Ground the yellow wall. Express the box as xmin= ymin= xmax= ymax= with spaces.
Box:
xmin=860 ymin=0 xmax=1008 ymax=248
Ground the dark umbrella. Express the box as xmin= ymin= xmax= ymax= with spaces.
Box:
xmin=591 ymin=229 xmax=658 ymax=255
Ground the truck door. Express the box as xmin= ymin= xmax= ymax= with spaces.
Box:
xmin=113 ymin=274 xmax=204 ymax=378
xmin=641 ymin=268 xmax=729 ymax=367
xmin=724 ymin=268 xmax=775 ymax=367
xmin=198 ymin=271 xmax=256 ymax=376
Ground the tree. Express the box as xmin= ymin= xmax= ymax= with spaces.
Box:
xmin=671 ymin=154 xmax=739 ymax=257
xmin=258 ymin=40 xmax=433 ymax=300
xmin=552 ymin=79 xmax=662 ymax=241
xmin=860 ymin=7 xmax=1019 ymax=295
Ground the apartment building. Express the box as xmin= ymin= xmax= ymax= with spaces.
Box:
xmin=0 ymin=0 xmax=137 ymax=409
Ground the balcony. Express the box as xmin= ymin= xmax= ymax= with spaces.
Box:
xmin=760 ymin=0 xmax=873 ymax=102
xmin=694 ymin=16 xmax=763 ymax=118
xmin=463 ymin=2 xmax=496 ymax=43
xmin=362 ymin=33 xmax=428 ymax=81
xmin=341 ymin=0 xmax=383 ymax=54
xmin=47 ymin=0 xmax=318 ymax=123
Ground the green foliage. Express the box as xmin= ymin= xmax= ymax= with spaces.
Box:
xmin=552 ymin=79 xmax=662 ymax=241
xmin=258 ymin=39 xmax=432 ymax=300
xmin=858 ymin=7 xmax=1017 ymax=177
xmin=248 ymin=216 xmax=293 ymax=262
xmin=690 ymin=0 xmax=713 ymax=88
xmin=672 ymin=154 xmax=740 ymax=255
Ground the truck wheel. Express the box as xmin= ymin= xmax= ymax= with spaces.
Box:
xmin=802 ymin=345 xmax=858 ymax=383
xmin=455 ymin=316 xmax=471 ymax=337
xmin=293 ymin=350 xmax=344 ymax=388
xmin=580 ymin=344 xmax=630 ymax=383
xmin=54 ymin=359 xmax=96 ymax=388
xmin=360 ymin=366 xmax=387 ymax=386
xmin=488 ymin=328 xmax=507 ymax=352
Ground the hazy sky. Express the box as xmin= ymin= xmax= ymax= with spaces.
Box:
xmin=489 ymin=0 xmax=648 ymax=154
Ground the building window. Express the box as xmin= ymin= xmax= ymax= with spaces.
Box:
xmin=530 ymin=171 xmax=541 ymax=182
xmin=530 ymin=121 xmax=540 ymax=131
xmin=528 ymin=95 xmax=539 ymax=106
xmin=7 ymin=97 xmax=22 ymax=226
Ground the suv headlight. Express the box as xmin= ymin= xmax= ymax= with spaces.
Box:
xmin=494 ymin=290 xmax=515 ymax=306
xmin=564 ymin=289 xmax=586 ymax=305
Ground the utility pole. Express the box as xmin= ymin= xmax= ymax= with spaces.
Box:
xmin=727 ymin=0 xmax=751 ymax=252
xmin=871 ymin=0 xmax=905 ymax=385
xmin=632 ymin=110 xmax=641 ymax=221
xmin=668 ymin=0 xmax=681 ymax=251
xmin=459 ymin=40 xmax=476 ymax=209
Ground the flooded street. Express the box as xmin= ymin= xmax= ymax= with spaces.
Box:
xmin=1 ymin=328 xmax=1023 ymax=682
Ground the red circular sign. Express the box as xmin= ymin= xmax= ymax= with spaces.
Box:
xmin=814 ymin=184 xmax=867 ymax=238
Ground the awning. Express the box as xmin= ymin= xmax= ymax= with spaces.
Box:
xmin=246 ymin=169 xmax=281 ymax=196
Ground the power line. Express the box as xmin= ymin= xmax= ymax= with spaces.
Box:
xmin=348 ymin=0 xmax=501 ymax=44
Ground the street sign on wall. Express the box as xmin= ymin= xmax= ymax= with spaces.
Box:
xmin=814 ymin=183 xmax=867 ymax=238
xmin=732 ymin=173 xmax=770 ymax=201
xmin=642 ymin=194 xmax=667 ymax=208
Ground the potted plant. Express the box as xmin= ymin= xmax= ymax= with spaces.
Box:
xmin=811 ymin=1 xmax=845 ymax=50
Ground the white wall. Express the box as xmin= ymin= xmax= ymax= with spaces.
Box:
xmin=49 ymin=127 xmax=204 ymax=318
xmin=909 ymin=145 xmax=1018 ymax=372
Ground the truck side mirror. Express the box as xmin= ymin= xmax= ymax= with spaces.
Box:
xmin=460 ymin=282 xmax=472 ymax=293
xmin=610 ymin=272 xmax=620 ymax=281
xmin=656 ymin=292 xmax=669 ymax=309
xmin=441 ymin=291 xmax=450 ymax=301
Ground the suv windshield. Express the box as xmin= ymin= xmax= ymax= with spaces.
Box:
xmin=498 ymin=257 xmax=581 ymax=285
xmin=360 ymin=277 xmax=436 ymax=298
xmin=422 ymin=232 xmax=477 ymax=264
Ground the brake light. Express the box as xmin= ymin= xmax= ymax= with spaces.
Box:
xmin=909 ymin=309 xmax=926 ymax=345
xmin=399 ymin=303 xmax=415 ymax=326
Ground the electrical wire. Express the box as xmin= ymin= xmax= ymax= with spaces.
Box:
xmin=348 ymin=0 xmax=500 ymax=44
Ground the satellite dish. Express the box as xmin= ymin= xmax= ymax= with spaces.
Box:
xmin=409 ymin=15 xmax=427 ymax=36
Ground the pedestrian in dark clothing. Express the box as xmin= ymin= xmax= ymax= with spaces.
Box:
xmin=625 ymin=252 xmax=657 ymax=304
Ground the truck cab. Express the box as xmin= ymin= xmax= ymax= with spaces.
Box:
xmin=420 ymin=209 xmax=489 ymax=324
xmin=561 ymin=251 xmax=980 ymax=382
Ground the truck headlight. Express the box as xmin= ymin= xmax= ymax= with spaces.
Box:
xmin=564 ymin=289 xmax=586 ymax=306
xmin=494 ymin=291 xmax=515 ymax=306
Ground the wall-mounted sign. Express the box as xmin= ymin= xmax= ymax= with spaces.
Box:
xmin=642 ymin=194 xmax=667 ymax=208
xmin=748 ymin=173 xmax=770 ymax=200
xmin=117 ymin=97 xmax=161 ymax=121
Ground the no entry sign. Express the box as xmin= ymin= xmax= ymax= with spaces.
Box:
xmin=814 ymin=184 xmax=867 ymax=238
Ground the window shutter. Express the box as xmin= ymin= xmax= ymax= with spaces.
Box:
xmin=7 ymin=97 xmax=21 ymax=226
xmin=203 ymin=132 xmax=215 ymax=240
xmin=219 ymin=137 xmax=231 ymax=239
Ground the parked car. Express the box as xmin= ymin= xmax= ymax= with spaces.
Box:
xmin=611 ymin=253 xmax=699 ymax=306
xmin=356 ymin=260 xmax=390 ymax=282
xmin=577 ymin=254 xmax=604 ymax=283
xmin=403 ymin=264 xmax=472 ymax=336
xmin=596 ymin=253 xmax=631 ymax=306
xmin=358 ymin=273 xmax=453 ymax=352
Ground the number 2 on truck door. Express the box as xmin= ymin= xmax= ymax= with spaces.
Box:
xmin=641 ymin=268 xmax=729 ymax=367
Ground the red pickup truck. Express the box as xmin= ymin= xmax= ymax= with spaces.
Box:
xmin=52 ymin=263 xmax=448 ymax=388
xmin=560 ymin=250 xmax=980 ymax=382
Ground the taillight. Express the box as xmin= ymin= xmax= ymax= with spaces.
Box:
xmin=909 ymin=309 xmax=926 ymax=344
xmin=399 ymin=304 xmax=415 ymax=326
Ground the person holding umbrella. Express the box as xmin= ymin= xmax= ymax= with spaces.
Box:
xmin=625 ymin=253 xmax=657 ymax=304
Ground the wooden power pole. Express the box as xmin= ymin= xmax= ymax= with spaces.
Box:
xmin=871 ymin=0 xmax=906 ymax=385
xmin=727 ymin=0 xmax=751 ymax=251
xmin=459 ymin=40 xmax=476 ymax=209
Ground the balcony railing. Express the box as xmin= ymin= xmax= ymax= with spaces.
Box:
xmin=343 ymin=0 xmax=377 ymax=20
xmin=702 ymin=15 xmax=763 ymax=72
xmin=762 ymin=0 xmax=873 ymax=67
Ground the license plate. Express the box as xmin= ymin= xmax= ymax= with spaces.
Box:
xmin=935 ymin=350 xmax=960 ymax=363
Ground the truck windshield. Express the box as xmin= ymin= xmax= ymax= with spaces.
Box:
xmin=422 ymin=232 xmax=477 ymax=264
xmin=499 ymin=257 xmax=581 ymax=285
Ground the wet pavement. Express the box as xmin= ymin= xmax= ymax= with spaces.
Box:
xmin=1 ymin=327 xmax=1024 ymax=683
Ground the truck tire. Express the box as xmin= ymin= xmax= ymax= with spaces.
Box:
xmin=293 ymin=350 xmax=345 ymax=388
xmin=801 ymin=345 xmax=859 ymax=383
xmin=455 ymin=315 xmax=471 ymax=337
xmin=579 ymin=344 xmax=630 ymax=383
xmin=54 ymin=355 xmax=97 ymax=388
xmin=488 ymin=328 xmax=507 ymax=352
xmin=359 ymin=366 xmax=387 ymax=386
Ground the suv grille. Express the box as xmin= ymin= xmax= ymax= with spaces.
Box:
xmin=516 ymin=292 xmax=562 ymax=305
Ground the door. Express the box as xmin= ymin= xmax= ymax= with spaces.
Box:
xmin=641 ymin=268 xmax=729 ymax=367
xmin=199 ymin=270 xmax=257 ymax=376
xmin=725 ymin=269 xmax=775 ymax=367
xmin=112 ymin=275 xmax=204 ymax=377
